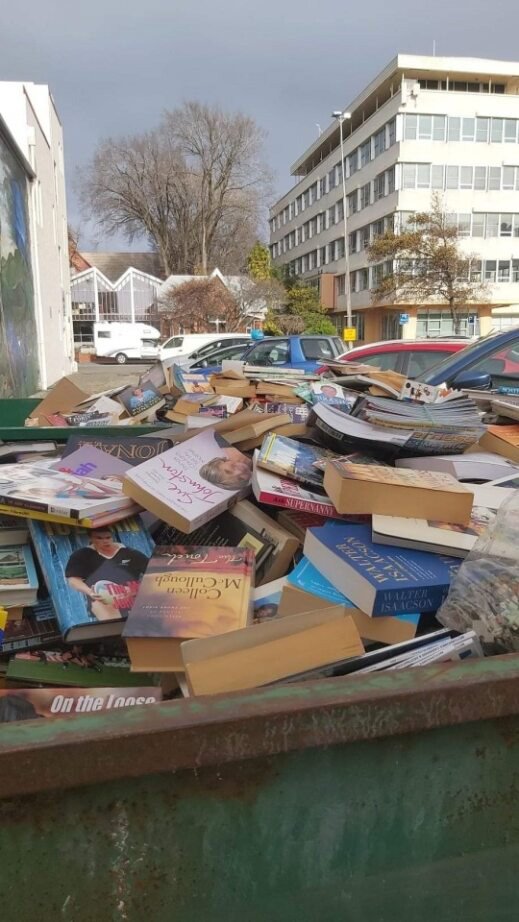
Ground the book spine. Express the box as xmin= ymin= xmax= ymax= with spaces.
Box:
xmin=258 ymin=488 xmax=335 ymax=517
xmin=0 ymin=493 xmax=78 ymax=519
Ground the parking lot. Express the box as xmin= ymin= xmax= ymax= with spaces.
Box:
xmin=70 ymin=361 xmax=154 ymax=395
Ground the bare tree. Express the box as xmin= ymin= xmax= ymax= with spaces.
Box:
xmin=159 ymin=277 xmax=246 ymax=332
xmin=79 ymin=103 xmax=272 ymax=276
xmin=368 ymin=194 xmax=487 ymax=333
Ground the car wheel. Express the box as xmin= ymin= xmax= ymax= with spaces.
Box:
xmin=115 ymin=353 xmax=127 ymax=365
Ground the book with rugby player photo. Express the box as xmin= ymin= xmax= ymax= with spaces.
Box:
xmin=28 ymin=516 xmax=154 ymax=642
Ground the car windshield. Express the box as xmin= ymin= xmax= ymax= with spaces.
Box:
xmin=421 ymin=332 xmax=505 ymax=382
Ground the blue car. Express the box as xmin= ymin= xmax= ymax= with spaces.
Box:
xmin=238 ymin=335 xmax=345 ymax=373
xmin=421 ymin=328 xmax=519 ymax=389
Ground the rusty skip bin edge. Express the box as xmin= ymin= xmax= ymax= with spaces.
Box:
xmin=1 ymin=654 xmax=519 ymax=800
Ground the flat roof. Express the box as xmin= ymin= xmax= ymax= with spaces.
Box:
xmin=290 ymin=53 xmax=519 ymax=178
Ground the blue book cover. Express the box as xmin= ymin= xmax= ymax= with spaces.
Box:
xmin=29 ymin=517 xmax=154 ymax=641
xmin=304 ymin=522 xmax=459 ymax=616
xmin=288 ymin=557 xmax=420 ymax=628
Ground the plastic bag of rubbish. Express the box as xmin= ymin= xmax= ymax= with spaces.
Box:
xmin=437 ymin=492 xmax=519 ymax=654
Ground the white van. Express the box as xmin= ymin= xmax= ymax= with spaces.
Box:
xmin=94 ymin=322 xmax=161 ymax=364
xmin=159 ymin=333 xmax=250 ymax=363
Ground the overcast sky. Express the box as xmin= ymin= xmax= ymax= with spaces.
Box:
xmin=2 ymin=0 xmax=519 ymax=249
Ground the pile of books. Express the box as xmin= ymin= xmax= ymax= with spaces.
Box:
xmin=1 ymin=358 xmax=518 ymax=721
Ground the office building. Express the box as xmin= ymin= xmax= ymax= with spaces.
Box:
xmin=0 ymin=82 xmax=74 ymax=394
xmin=270 ymin=55 xmax=519 ymax=343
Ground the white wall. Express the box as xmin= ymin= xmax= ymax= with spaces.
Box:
xmin=0 ymin=82 xmax=74 ymax=389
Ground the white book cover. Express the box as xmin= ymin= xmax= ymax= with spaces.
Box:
xmin=372 ymin=484 xmax=513 ymax=557
xmin=396 ymin=452 xmax=518 ymax=482
xmin=123 ymin=430 xmax=253 ymax=532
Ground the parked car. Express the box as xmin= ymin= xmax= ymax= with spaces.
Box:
xmin=239 ymin=335 xmax=345 ymax=372
xmin=420 ymin=328 xmax=519 ymax=388
xmin=159 ymin=333 xmax=251 ymax=363
xmin=94 ymin=322 xmax=161 ymax=364
xmin=189 ymin=342 xmax=252 ymax=370
xmin=317 ymin=339 xmax=467 ymax=378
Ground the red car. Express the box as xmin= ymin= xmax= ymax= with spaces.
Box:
xmin=318 ymin=339 xmax=468 ymax=378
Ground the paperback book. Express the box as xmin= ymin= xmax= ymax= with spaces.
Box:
xmin=29 ymin=516 xmax=154 ymax=642
xmin=0 ymin=461 xmax=136 ymax=524
xmin=257 ymin=433 xmax=337 ymax=489
xmin=304 ymin=521 xmax=460 ymax=616
xmin=0 ymin=545 xmax=39 ymax=608
xmin=51 ymin=444 xmax=131 ymax=479
xmin=395 ymin=451 xmax=518 ymax=482
xmin=123 ymin=430 xmax=253 ymax=533
xmin=123 ymin=546 xmax=254 ymax=671
xmin=324 ymin=461 xmax=474 ymax=525
xmin=117 ymin=382 xmax=165 ymax=420
xmin=252 ymin=453 xmax=347 ymax=519
xmin=0 ymin=515 xmax=28 ymax=546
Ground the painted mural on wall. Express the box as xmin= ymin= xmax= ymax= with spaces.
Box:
xmin=0 ymin=138 xmax=39 ymax=397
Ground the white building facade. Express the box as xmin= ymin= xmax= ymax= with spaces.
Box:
xmin=269 ymin=55 xmax=519 ymax=344
xmin=0 ymin=82 xmax=74 ymax=391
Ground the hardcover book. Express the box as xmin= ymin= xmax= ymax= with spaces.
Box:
xmin=304 ymin=521 xmax=459 ymax=616
xmin=0 ymin=687 xmax=161 ymax=722
xmin=324 ymin=462 xmax=474 ymax=525
xmin=0 ymin=545 xmax=38 ymax=608
xmin=123 ymin=430 xmax=253 ymax=533
xmin=123 ymin=546 xmax=254 ymax=672
xmin=257 ymin=433 xmax=336 ymax=489
xmin=61 ymin=435 xmax=175 ymax=466
xmin=0 ymin=462 xmax=136 ymax=524
xmin=29 ymin=516 xmax=154 ymax=642
xmin=154 ymin=511 xmax=275 ymax=573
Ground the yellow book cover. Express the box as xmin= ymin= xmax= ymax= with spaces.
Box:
xmin=123 ymin=546 xmax=254 ymax=640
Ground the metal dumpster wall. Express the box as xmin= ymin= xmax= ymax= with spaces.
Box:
xmin=1 ymin=714 xmax=518 ymax=922
xmin=1 ymin=657 xmax=519 ymax=921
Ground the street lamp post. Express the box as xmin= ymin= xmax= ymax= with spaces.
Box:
xmin=332 ymin=110 xmax=353 ymax=348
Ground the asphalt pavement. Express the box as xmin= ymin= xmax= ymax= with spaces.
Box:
xmin=69 ymin=361 xmax=154 ymax=395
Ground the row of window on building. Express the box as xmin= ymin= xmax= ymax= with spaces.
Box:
xmin=270 ymin=116 xmax=397 ymax=232
xmin=401 ymin=210 xmax=519 ymax=238
xmin=401 ymin=162 xmax=519 ymax=192
xmin=271 ymin=111 xmax=519 ymax=237
xmin=404 ymin=113 xmax=519 ymax=144
xmin=272 ymin=162 xmax=519 ymax=262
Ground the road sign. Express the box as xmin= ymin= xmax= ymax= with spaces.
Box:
xmin=342 ymin=327 xmax=357 ymax=342
xmin=399 ymin=313 xmax=410 ymax=324
xmin=468 ymin=313 xmax=477 ymax=324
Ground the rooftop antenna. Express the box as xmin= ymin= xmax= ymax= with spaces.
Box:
xmin=316 ymin=123 xmax=322 ymax=136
